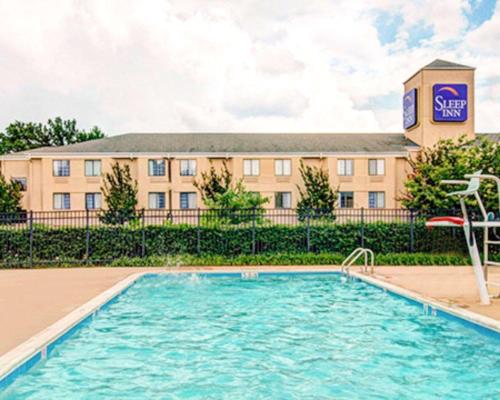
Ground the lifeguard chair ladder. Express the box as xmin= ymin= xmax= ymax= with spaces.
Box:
xmin=426 ymin=171 xmax=500 ymax=305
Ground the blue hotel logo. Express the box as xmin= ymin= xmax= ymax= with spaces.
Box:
xmin=403 ymin=88 xmax=417 ymax=129
xmin=433 ymin=84 xmax=467 ymax=122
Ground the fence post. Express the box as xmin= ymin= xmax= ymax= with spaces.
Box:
xmin=409 ymin=208 xmax=415 ymax=253
xmin=196 ymin=208 xmax=201 ymax=255
xmin=29 ymin=210 xmax=33 ymax=268
xmin=252 ymin=207 xmax=256 ymax=255
xmin=141 ymin=209 xmax=146 ymax=258
xmin=85 ymin=209 xmax=90 ymax=265
xmin=306 ymin=208 xmax=311 ymax=252
xmin=360 ymin=207 xmax=365 ymax=248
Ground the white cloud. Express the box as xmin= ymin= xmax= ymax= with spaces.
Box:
xmin=0 ymin=0 xmax=498 ymax=134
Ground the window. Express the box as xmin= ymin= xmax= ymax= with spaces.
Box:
xmin=53 ymin=160 xmax=70 ymax=176
xmin=368 ymin=159 xmax=385 ymax=176
xmin=340 ymin=192 xmax=354 ymax=208
xmin=275 ymin=159 xmax=291 ymax=176
xmin=275 ymin=192 xmax=292 ymax=209
xmin=180 ymin=192 xmax=197 ymax=209
xmin=243 ymin=159 xmax=260 ymax=176
xmin=85 ymin=160 xmax=101 ymax=176
xmin=337 ymin=159 xmax=354 ymax=176
xmin=180 ymin=160 xmax=196 ymax=176
xmin=85 ymin=193 xmax=102 ymax=209
xmin=12 ymin=177 xmax=27 ymax=191
xmin=53 ymin=193 xmax=70 ymax=210
xmin=149 ymin=159 xmax=166 ymax=176
xmin=148 ymin=192 xmax=166 ymax=209
xmin=369 ymin=192 xmax=385 ymax=208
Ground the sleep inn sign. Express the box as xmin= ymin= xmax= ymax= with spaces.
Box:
xmin=433 ymin=83 xmax=468 ymax=122
xmin=403 ymin=88 xmax=417 ymax=129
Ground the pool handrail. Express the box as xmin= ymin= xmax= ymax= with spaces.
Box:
xmin=341 ymin=248 xmax=374 ymax=276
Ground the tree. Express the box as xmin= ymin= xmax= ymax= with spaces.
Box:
xmin=0 ymin=117 xmax=105 ymax=155
xmin=296 ymin=161 xmax=338 ymax=221
xmin=193 ymin=160 xmax=232 ymax=202
xmin=195 ymin=162 xmax=269 ymax=225
xmin=203 ymin=181 xmax=269 ymax=225
xmin=401 ymin=135 xmax=499 ymax=212
xmin=0 ymin=174 xmax=23 ymax=213
xmin=100 ymin=163 xmax=138 ymax=225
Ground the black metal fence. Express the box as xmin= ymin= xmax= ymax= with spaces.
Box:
xmin=0 ymin=208 xmax=471 ymax=267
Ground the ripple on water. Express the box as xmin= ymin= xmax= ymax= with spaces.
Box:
xmin=2 ymin=274 xmax=499 ymax=400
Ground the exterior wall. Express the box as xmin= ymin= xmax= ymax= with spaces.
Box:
xmin=1 ymin=61 xmax=481 ymax=212
xmin=0 ymin=154 xmax=409 ymax=211
xmin=404 ymin=68 xmax=475 ymax=148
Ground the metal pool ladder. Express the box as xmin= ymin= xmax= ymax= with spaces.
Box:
xmin=341 ymin=248 xmax=375 ymax=276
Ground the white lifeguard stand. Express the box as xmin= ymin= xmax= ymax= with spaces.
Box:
xmin=426 ymin=171 xmax=500 ymax=305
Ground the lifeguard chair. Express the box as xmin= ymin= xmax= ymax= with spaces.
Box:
xmin=426 ymin=171 xmax=500 ymax=305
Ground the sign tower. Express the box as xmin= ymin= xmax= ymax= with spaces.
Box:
xmin=403 ymin=59 xmax=475 ymax=148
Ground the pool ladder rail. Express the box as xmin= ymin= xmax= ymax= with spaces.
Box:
xmin=484 ymin=213 xmax=500 ymax=298
xmin=341 ymin=248 xmax=375 ymax=276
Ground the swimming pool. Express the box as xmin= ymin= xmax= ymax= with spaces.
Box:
xmin=1 ymin=273 xmax=499 ymax=399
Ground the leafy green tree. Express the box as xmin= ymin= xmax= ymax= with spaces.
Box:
xmin=0 ymin=174 xmax=23 ymax=213
xmin=100 ymin=163 xmax=138 ymax=225
xmin=203 ymin=181 xmax=269 ymax=225
xmin=296 ymin=161 xmax=338 ymax=221
xmin=0 ymin=117 xmax=105 ymax=154
xmin=195 ymin=161 xmax=268 ymax=224
xmin=194 ymin=160 xmax=232 ymax=202
xmin=401 ymin=135 xmax=499 ymax=212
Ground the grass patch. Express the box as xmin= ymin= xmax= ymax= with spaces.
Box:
xmin=108 ymin=252 xmax=472 ymax=268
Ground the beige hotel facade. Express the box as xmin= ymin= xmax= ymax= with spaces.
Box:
xmin=0 ymin=59 xmax=496 ymax=212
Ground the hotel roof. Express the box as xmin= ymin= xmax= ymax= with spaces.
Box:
xmin=422 ymin=59 xmax=475 ymax=70
xmin=20 ymin=133 xmax=419 ymax=155
xmin=404 ymin=59 xmax=475 ymax=83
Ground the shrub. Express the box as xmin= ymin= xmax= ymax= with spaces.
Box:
xmin=108 ymin=252 xmax=471 ymax=267
xmin=100 ymin=163 xmax=138 ymax=225
xmin=0 ymin=221 xmax=476 ymax=267
xmin=0 ymin=173 xmax=23 ymax=213
xmin=296 ymin=161 xmax=338 ymax=221
xmin=401 ymin=135 xmax=500 ymax=211
xmin=203 ymin=181 xmax=269 ymax=225
xmin=193 ymin=160 xmax=232 ymax=203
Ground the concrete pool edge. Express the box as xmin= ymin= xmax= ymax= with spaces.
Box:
xmin=351 ymin=271 xmax=500 ymax=335
xmin=1 ymin=266 xmax=499 ymax=391
xmin=0 ymin=272 xmax=144 ymax=389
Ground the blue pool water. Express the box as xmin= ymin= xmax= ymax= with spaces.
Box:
xmin=1 ymin=273 xmax=499 ymax=399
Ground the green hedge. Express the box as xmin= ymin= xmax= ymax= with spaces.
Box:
xmin=109 ymin=253 xmax=473 ymax=267
xmin=0 ymin=221 xmax=472 ymax=267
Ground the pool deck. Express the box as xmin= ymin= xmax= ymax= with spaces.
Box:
xmin=0 ymin=265 xmax=499 ymax=357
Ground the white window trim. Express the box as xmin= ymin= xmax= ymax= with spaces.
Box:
xmin=275 ymin=192 xmax=292 ymax=209
xmin=338 ymin=159 xmax=354 ymax=176
xmin=85 ymin=192 xmax=102 ymax=209
xmin=85 ymin=160 xmax=101 ymax=177
xmin=180 ymin=160 xmax=196 ymax=176
xmin=148 ymin=192 xmax=166 ymax=209
xmin=369 ymin=159 xmax=385 ymax=176
xmin=53 ymin=160 xmax=70 ymax=177
xmin=149 ymin=159 xmax=166 ymax=176
xmin=53 ymin=193 xmax=70 ymax=210
xmin=244 ymin=159 xmax=260 ymax=176
xmin=180 ymin=192 xmax=197 ymax=209
xmin=369 ymin=191 xmax=385 ymax=208
xmin=339 ymin=191 xmax=354 ymax=208
xmin=275 ymin=159 xmax=291 ymax=176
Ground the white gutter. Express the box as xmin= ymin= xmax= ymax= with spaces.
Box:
xmin=0 ymin=151 xmax=412 ymax=160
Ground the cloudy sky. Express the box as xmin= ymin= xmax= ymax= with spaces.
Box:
xmin=0 ymin=0 xmax=499 ymax=135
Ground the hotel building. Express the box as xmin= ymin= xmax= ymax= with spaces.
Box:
xmin=0 ymin=60 xmax=496 ymax=211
